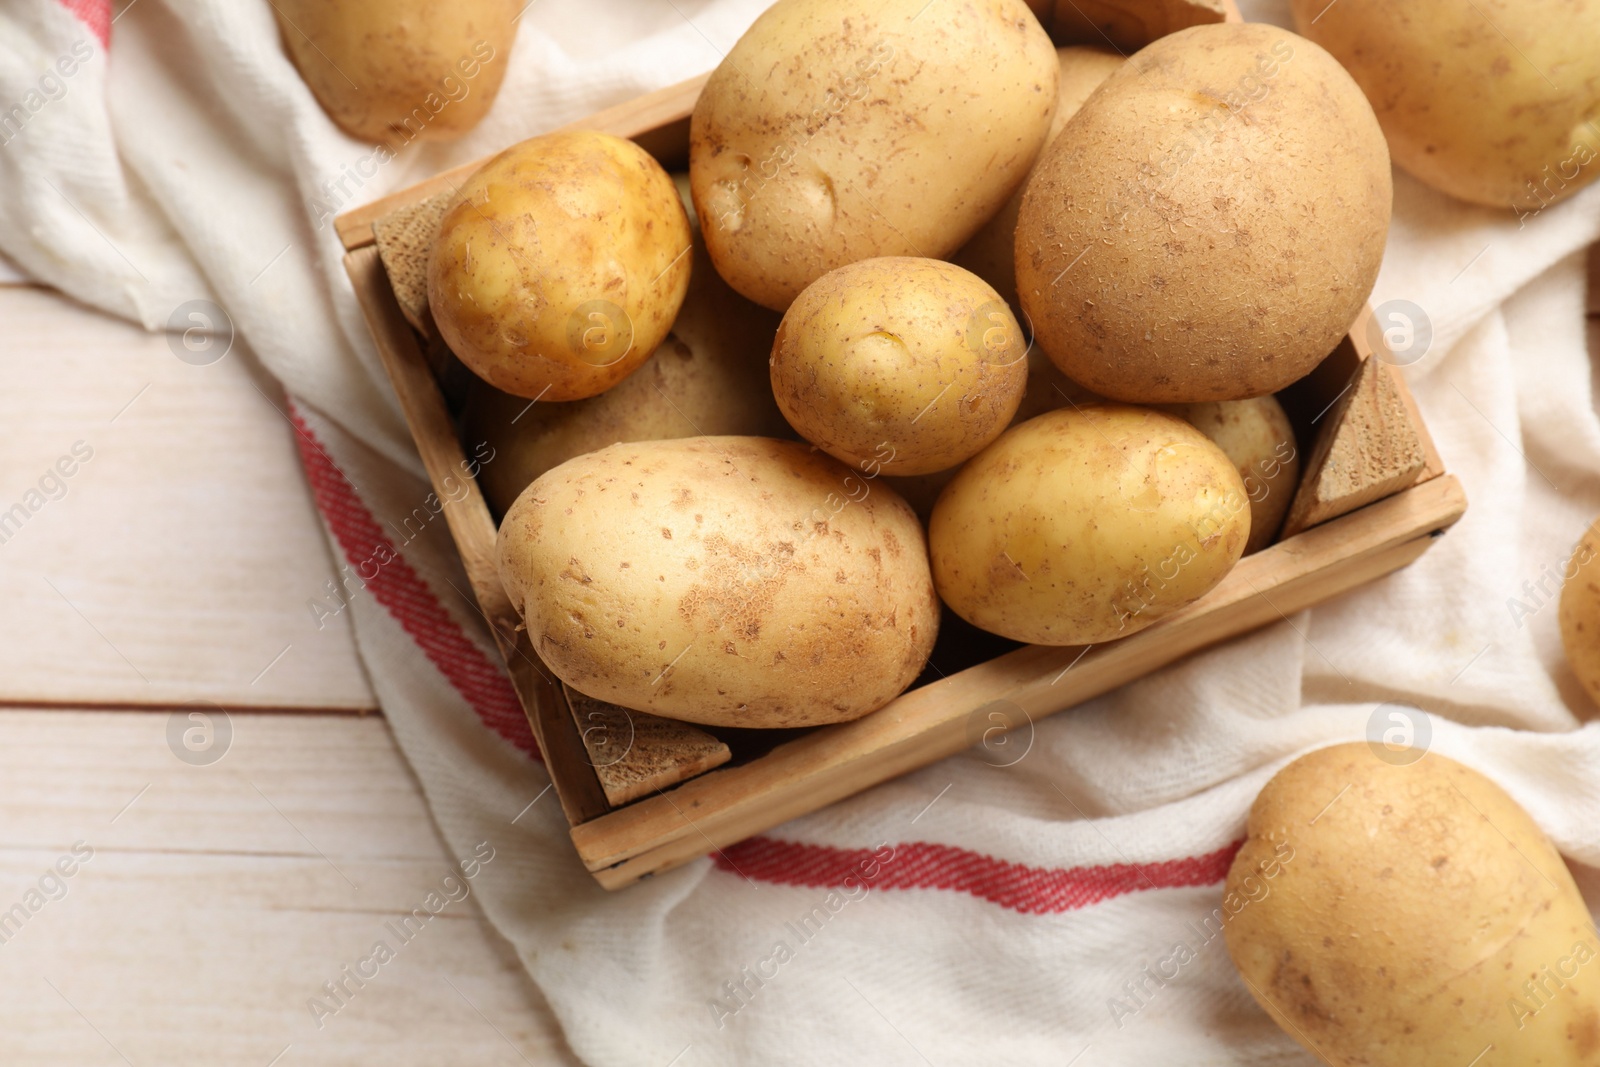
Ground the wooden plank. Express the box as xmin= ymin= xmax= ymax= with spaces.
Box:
xmin=1349 ymin=313 xmax=1447 ymax=482
xmin=573 ymin=473 xmax=1466 ymax=886
xmin=0 ymin=709 xmax=577 ymax=1067
xmin=1279 ymin=354 xmax=1428 ymax=539
xmin=0 ymin=286 xmax=374 ymax=711
xmin=342 ymin=247 xmax=611 ymax=826
xmin=568 ymin=690 xmax=731 ymax=807
xmin=335 ymin=74 xmax=709 ymax=252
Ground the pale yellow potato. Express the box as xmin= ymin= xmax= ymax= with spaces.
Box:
xmin=1292 ymin=0 xmax=1600 ymax=212
xmin=1162 ymin=397 xmax=1300 ymax=554
xmin=770 ymin=258 xmax=1029 ymax=477
xmin=274 ymin=0 xmax=515 ymax=143
xmin=689 ymin=0 xmax=1058 ymax=311
xmin=429 ymin=130 xmax=693 ymax=401
xmin=1016 ymin=23 xmax=1391 ymax=403
xmin=497 ymin=437 xmax=939 ymax=728
xmin=953 ymin=46 xmax=1125 ymax=310
xmin=928 ymin=405 xmax=1249 ymax=644
xmin=1560 ymin=519 xmax=1600 ymax=709
xmin=1226 ymin=743 xmax=1600 ymax=1065
xmin=464 ymin=175 xmax=787 ymax=514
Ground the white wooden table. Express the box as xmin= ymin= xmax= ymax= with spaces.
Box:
xmin=0 ymin=284 xmax=579 ymax=1066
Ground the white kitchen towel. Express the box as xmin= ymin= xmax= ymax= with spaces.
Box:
xmin=4 ymin=1 xmax=1600 ymax=1064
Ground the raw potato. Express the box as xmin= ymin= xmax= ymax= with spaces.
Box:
xmin=929 ymin=405 xmax=1249 ymax=644
xmin=1560 ymin=519 xmax=1600 ymax=708
xmin=953 ymin=46 xmax=1125 ymax=310
xmin=1291 ymin=0 xmax=1600 ymax=212
xmin=464 ymin=176 xmax=787 ymax=514
xmin=1016 ymin=23 xmax=1392 ymax=403
xmin=689 ymin=0 xmax=1059 ymax=311
xmin=497 ymin=437 xmax=939 ymax=728
xmin=884 ymin=346 xmax=1099 ymax=521
xmin=274 ymin=0 xmax=515 ymax=143
xmin=1226 ymin=743 xmax=1600 ymax=1065
xmin=1162 ymin=397 xmax=1300 ymax=554
xmin=770 ymin=258 xmax=1029 ymax=476
xmin=429 ymin=130 xmax=693 ymax=401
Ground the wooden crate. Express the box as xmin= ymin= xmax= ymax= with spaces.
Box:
xmin=336 ymin=5 xmax=1466 ymax=889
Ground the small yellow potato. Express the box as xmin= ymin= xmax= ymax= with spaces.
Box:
xmin=770 ymin=258 xmax=1029 ymax=477
xmin=274 ymin=0 xmax=516 ymax=143
xmin=1226 ymin=743 xmax=1600 ymax=1066
xmin=1560 ymin=519 xmax=1600 ymax=708
xmin=1016 ymin=23 xmax=1391 ymax=403
xmin=689 ymin=0 xmax=1059 ymax=310
xmin=429 ymin=130 xmax=693 ymax=401
xmin=497 ymin=437 xmax=939 ymax=728
xmin=1162 ymin=397 xmax=1300 ymax=554
xmin=1292 ymin=0 xmax=1600 ymax=213
xmin=953 ymin=46 xmax=1125 ymax=310
xmin=929 ymin=405 xmax=1249 ymax=644
xmin=463 ymin=175 xmax=787 ymax=514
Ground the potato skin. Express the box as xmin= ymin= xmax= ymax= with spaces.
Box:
xmin=883 ymin=345 xmax=1099 ymax=522
xmin=429 ymin=130 xmax=693 ymax=401
xmin=1016 ymin=23 xmax=1391 ymax=403
xmin=1226 ymin=743 xmax=1600 ymax=1065
xmin=1560 ymin=520 xmax=1600 ymax=708
xmin=1162 ymin=397 xmax=1300 ymax=554
xmin=464 ymin=176 xmax=788 ymax=514
xmin=689 ymin=0 xmax=1059 ymax=311
xmin=770 ymin=258 xmax=1029 ymax=477
xmin=274 ymin=0 xmax=515 ymax=142
xmin=1291 ymin=0 xmax=1600 ymax=212
xmin=953 ymin=46 xmax=1125 ymax=310
xmin=929 ymin=405 xmax=1249 ymax=645
xmin=497 ymin=437 xmax=939 ymax=728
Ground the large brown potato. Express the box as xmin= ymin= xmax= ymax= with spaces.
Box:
xmin=429 ymin=130 xmax=693 ymax=401
xmin=689 ymin=0 xmax=1059 ymax=311
xmin=1016 ymin=23 xmax=1391 ymax=403
xmin=274 ymin=0 xmax=516 ymax=143
xmin=1291 ymin=0 xmax=1600 ymax=212
xmin=497 ymin=437 xmax=939 ymax=728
